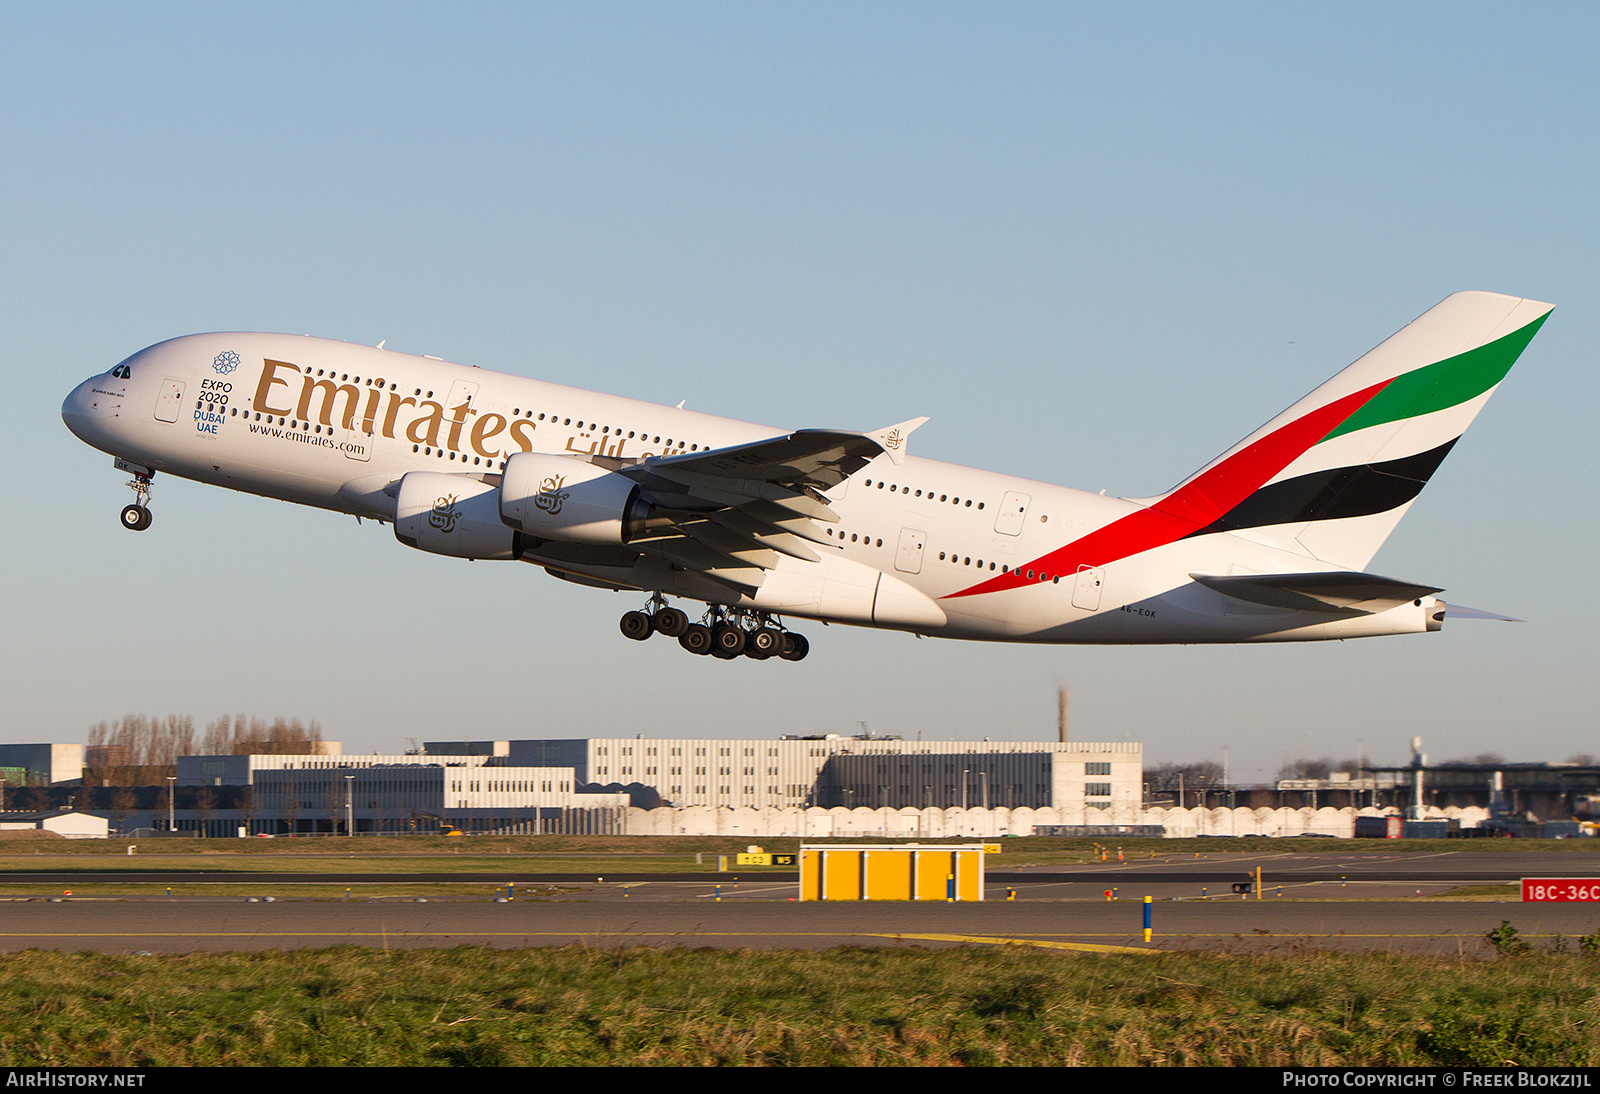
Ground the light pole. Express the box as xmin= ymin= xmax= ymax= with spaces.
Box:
xmin=344 ymin=775 xmax=354 ymax=837
xmin=166 ymin=776 xmax=176 ymax=836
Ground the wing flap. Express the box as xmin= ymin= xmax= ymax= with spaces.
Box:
xmin=703 ymin=508 xmax=825 ymax=562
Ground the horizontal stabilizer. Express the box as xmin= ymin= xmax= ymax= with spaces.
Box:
xmin=1442 ymin=603 xmax=1524 ymax=622
xmin=1191 ymin=571 xmax=1442 ymax=614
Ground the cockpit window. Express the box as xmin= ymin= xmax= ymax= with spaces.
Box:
xmin=110 ymin=364 xmax=131 ymax=379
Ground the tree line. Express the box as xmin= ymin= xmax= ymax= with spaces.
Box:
xmin=84 ymin=714 xmax=324 ymax=785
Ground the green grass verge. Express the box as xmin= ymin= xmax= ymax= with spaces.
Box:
xmin=0 ymin=944 xmax=1595 ymax=1065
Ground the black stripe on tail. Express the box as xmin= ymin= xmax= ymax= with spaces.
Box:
xmin=1183 ymin=438 xmax=1459 ymax=539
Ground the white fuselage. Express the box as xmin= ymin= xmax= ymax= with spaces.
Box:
xmin=62 ymin=332 xmax=1439 ymax=645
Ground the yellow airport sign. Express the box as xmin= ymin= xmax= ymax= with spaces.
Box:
xmin=798 ymin=844 xmax=986 ymax=902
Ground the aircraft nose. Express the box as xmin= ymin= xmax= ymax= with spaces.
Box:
xmin=61 ymin=378 xmax=96 ymax=438
xmin=61 ymin=374 xmax=118 ymax=445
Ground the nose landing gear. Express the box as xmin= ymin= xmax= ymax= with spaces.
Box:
xmin=616 ymin=598 xmax=809 ymax=661
xmin=120 ymin=470 xmax=154 ymax=531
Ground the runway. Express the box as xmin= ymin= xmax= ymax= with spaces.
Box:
xmin=0 ymin=849 xmax=1592 ymax=955
xmin=1 ymin=885 xmax=1595 ymax=956
xmin=0 ymin=849 xmax=1587 ymax=896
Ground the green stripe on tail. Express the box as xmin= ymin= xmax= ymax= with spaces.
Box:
xmin=1320 ymin=310 xmax=1550 ymax=443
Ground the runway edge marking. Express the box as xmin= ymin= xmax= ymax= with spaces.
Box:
xmin=887 ymin=933 xmax=1159 ymax=955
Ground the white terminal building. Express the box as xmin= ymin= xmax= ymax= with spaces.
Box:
xmin=174 ymin=751 xmax=629 ymax=834
xmin=425 ymin=737 xmax=1143 ymax=814
xmin=139 ymin=737 xmax=1144 ymax=837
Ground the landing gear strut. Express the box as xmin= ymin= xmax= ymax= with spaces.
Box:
xmin=615 ymin=599 xmax=809 ymax=661
xmin=120 ymin=471 xmax=153 ymax=532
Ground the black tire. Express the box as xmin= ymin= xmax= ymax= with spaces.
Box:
xmin=653 ymin=607 xmax=690 ymax=638
xmin=619 ymin=611 xmax=653 ymax=641
xmin=121 ymin=505 xmax=150 ymax=532
xmin=779 ymin=632 xmax=809 ymax=661
xmin=713 ymin=623 xmax=746 ymax=656
xmin=749 ymin=627 xmax=782 ymax=655
xmin=678 ymin=624 xmax=713 ymax=655
xmin=743 ymin=642 xmax=772 ymax=660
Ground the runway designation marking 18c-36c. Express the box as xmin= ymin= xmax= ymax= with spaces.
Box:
xmin=1521 ymin=877 xmax=1600 ymax=902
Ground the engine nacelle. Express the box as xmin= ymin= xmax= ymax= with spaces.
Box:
xmin=500 ymin=452 xmax=654 ymax=545
xmin=394 ymin=472 xmax=522 ymax=560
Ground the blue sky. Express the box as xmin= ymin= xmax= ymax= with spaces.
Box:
xmin=5 ymin=4 xmax=1596 ymax=780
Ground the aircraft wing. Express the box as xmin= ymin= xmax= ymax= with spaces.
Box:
xmin=604 ymin=418 xmax=929 ymax=594
xmin=1191 ymin=572 xmax=1443 ymax=614
xmin=642 ymin=417 xmax=928 ymax=493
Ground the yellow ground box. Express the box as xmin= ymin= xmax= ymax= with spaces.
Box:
xmin=799 ymin=844 xmax=986 ymax=901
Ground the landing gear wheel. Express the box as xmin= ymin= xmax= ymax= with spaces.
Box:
xmin=121 ymin=505 xmax=152 ymax=532
xmin=653 ymin=607 xmax=690 ymax=638
xmin=779 ymin=632 xmax=809 ymax=661
xmin=749 ymin=627 xmax=782 ymax=656
xmin=619 ymin=611 xmax=654 ymax=641
xmin=743 ymin=638 xmax=773 ymax=660
xmin=712 ymin=623 xmax=746 ymax=657
xmin=678 ymin=624 xmax=713 ymax=655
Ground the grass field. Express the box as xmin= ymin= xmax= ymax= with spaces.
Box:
xmin=0 ymin=836 xmax=1590 ymax=1065
xmin=0 ymin=943 xmax=1594 ymax=1066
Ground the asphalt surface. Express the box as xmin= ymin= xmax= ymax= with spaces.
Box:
xmin=0 ymin=849 xmax=1595 ymax=955
xmin=0 ymin=890 xmax=1593 ymax=955
xmin=0 ymin=849 xmax=1587 ymax=892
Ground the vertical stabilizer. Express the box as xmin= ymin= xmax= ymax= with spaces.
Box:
xmin=1148 ymin=292 xmax=1552 ymax=569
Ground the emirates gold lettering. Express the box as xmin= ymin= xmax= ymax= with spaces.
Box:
xmin=253 ymin=360 xmax=300 ymax=416
xmin=382 ymin=394 xmax=415 ymax=439
xmin=445 ymin=402 xmax=474 ymax=451
xmin=297 ymin=377 xmax=361 ymax=429
xmin=471 ymin=413 xmax=508 ymax=458
xmin=405 ymin=401 xmax=445 ymax=446
xmin=508 ymin=418 xmax=537 ymax=453
xmin=360 ymin=388 xmax=382 ymax=434
xmin=249 ymin=360 xmax=560 ymax=459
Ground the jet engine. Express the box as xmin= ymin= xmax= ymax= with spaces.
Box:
xmin=499 ymin=452 xmax=657 ymax=544
xmin=393 ymin=472 xmax=523 ymax=560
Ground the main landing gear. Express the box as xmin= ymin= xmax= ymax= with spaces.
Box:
xmin=618 ymin=597 xmax=809 ymax=661
xmin=120 ymin=471 xmax=154 ymax=532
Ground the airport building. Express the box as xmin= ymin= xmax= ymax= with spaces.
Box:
xmin=425 ymin=737 xmax=1144 ymax=813
xmin=160 ymin=751 xmax=630 ymax=835
xmin=0 ymin=743 xmax=85 ymax=788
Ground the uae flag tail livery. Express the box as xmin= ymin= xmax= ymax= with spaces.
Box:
xmin=949 ymin=291 xmax=1549 ymax=642
xmin=1162 ymin=290 xmax=1552 ymax=572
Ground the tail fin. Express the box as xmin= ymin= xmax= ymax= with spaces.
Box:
xmin=1145 ymin=291 xmax=1552 ymax=569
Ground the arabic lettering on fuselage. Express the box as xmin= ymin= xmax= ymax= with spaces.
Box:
xmin=250 ymin=358 xmax=671 ymax=462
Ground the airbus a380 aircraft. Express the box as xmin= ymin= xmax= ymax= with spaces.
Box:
xmin=63 ymin=291 xmax=1550 ymax=662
